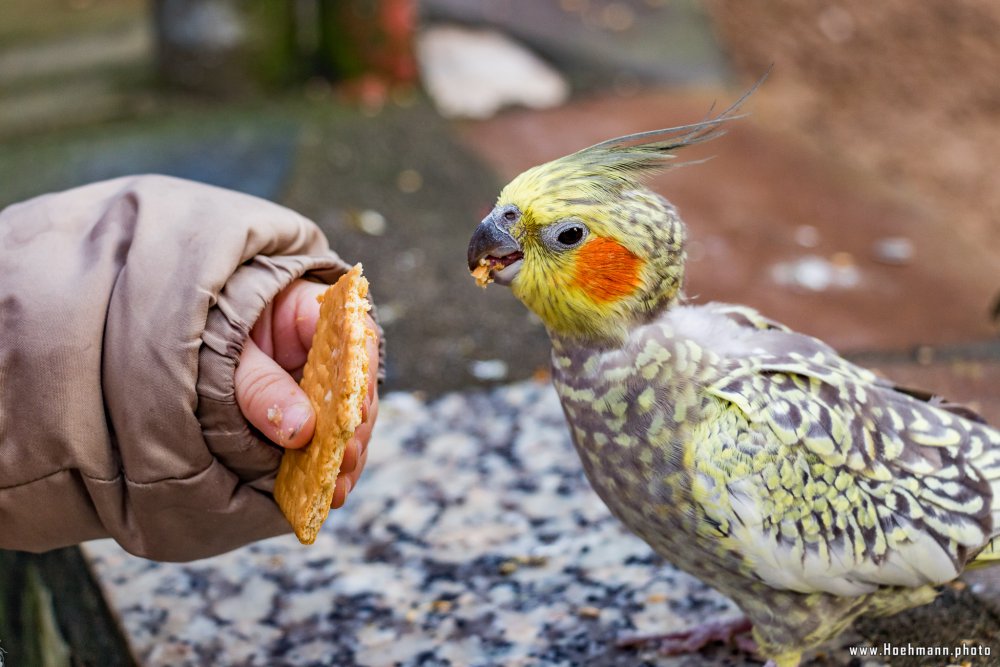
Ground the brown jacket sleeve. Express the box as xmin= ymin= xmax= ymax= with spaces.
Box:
xmin=0 ymin=175 xmax=356 ymax=561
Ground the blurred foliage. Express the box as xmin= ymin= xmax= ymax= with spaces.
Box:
xmin=0 ymin=0 xmax=144 ymax=48
xmin=318 ymin=0 xmax=417 ymax=84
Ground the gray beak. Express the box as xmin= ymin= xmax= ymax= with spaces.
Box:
xmin=467 ymin=209 xmax=524 ymax=285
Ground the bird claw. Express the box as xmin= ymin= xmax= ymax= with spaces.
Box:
xmin=617 ymin=615 xmax=758 ymax=656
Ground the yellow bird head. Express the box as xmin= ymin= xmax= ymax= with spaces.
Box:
xmin=468 ymin=91 xmax=753 ymax=345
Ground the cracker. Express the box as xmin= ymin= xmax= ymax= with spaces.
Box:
xmin=273 ymin=264 xmax=372 ymax=544
xmin=471 ymin=259 xmax=493 ymax=288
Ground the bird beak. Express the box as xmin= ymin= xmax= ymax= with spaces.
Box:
xmin=467 ymin=210 xmax=524 ymax=286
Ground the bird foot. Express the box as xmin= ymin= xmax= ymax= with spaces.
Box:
xmin=617 ymin=615 xmax=758 ymax=656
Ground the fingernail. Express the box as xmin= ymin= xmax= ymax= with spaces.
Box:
xmin=283 ymin=402 xmax=312 ymax=442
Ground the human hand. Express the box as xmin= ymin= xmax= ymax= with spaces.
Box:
xmin=235 ymin=279 xmax=379 ymax=508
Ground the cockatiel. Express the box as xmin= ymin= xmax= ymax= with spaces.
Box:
xmin=466 ymin=90 xmax=1000 ymax=667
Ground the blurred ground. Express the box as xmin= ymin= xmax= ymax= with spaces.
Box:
xmin=704 ymin=0 xmax=1000 ymax=267
xmin=1 ymin=1 xmax=999 ymax=666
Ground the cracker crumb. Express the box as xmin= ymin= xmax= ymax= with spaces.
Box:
xmin=499 ymin=555 xmax=548 ymax=575
xmin=471 ymin=260 xmax=493 ymax=288
xmin=267 ymin=405 xmax=283 ymax=426
xmin=431 ymin=600 xmax=453 ymax=613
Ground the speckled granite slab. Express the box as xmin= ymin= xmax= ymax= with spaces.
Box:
xmin=82 ymin=382 xmax=866 ymax=667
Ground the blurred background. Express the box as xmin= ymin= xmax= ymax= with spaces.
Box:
xmin=2 ymin=1 xmax=999 ymax=665
xmin=2 ymin=0 xmax=998 ymax=399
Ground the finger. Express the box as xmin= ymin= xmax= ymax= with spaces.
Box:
xmin=346 ymin=445 xmax=368 ymax=489
xmin=269 ymin=280 xmax=330 ymax=372
xmin=344 ymin=323 xmax=379 ymax=473
xmin=321 ymin=311 xmax=381 ymax=510
xmin=331 ymin=443 xmax=358 ymax=509
xmin=331 ymin=451 xmax=365 ymax=511
xmin=340 ymin=387 xmax=378 ymax=476
xmin=354 ymin=392 xmax=378 ymax=459
xmin=331 ymin=475 xmax=352 ymax=509
xmin=235 ymin=338 xmax=315 ymax=448
xmin=332 ymin=444 xmax=367 ymax=510
xmin=341 ymin=436 xmax=360 ymax=475
xmin=332 ymin=395 xmax=377 ymax=508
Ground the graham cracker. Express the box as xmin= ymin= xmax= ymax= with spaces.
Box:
xmin=273 ymin=264 xmax=372 ymax=544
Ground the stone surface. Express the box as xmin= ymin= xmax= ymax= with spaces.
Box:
xmin=78 ymin=383 xmax=917 ymax=667
xmin=84 ymin=384 xmax=746 ymax=667
xmin=84 ymin=381 xmax=1000 ymax=666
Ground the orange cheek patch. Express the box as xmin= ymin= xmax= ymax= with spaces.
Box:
xmin=571 ymin=237 xmax=643 ymax=303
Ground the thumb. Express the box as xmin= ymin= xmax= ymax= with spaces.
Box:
xmin=235 ymin=337 xmax=315 ymax=448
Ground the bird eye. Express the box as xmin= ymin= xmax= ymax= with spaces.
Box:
xmin=557 ymin=225 xmax=585 ymax=247
xmin=543 ymin=219 xmax=589 ymax=251
xmin=503 ymin=209 xmax=517 ymax=222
